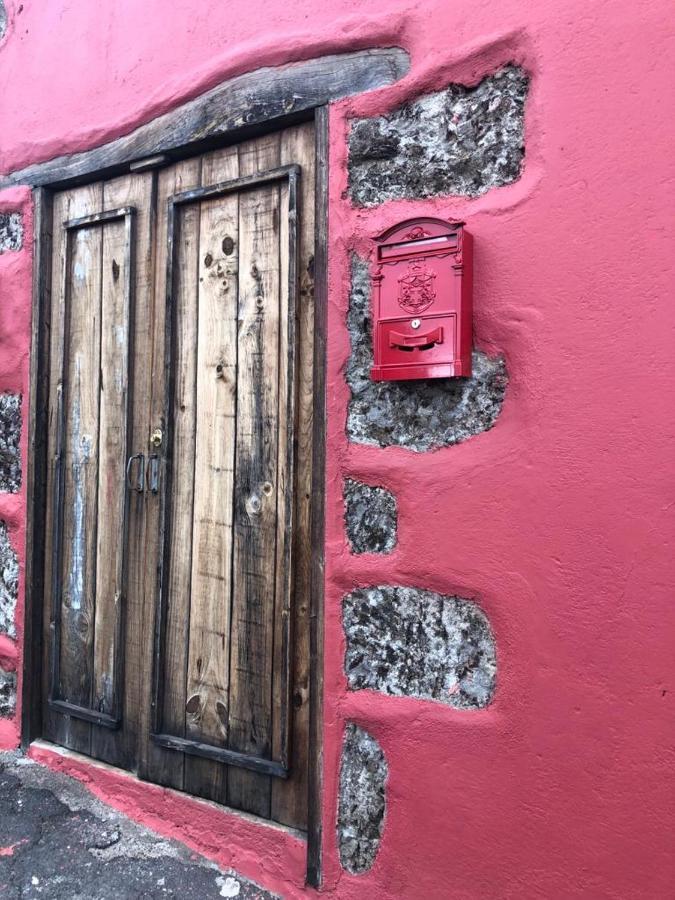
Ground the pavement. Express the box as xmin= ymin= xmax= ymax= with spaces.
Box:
xmin=0 ymin=751 xmax=277 ymax=899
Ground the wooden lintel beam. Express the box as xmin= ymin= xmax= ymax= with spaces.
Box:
xmin=0 ymin=49 xmax=409 ymax=190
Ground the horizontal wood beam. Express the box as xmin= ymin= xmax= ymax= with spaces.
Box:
xmin=1 ymin=49 xmax=409 ymax=189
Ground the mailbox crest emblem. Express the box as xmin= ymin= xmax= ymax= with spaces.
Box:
xmin=398 ymin=260 xmax=436 ymax=313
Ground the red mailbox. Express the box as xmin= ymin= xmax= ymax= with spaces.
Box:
xmin=370 ymin=218 xmax=472 ymax=381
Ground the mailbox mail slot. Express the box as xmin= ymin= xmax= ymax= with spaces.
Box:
xmin=370 ymin=218 xmax=472 ymax=381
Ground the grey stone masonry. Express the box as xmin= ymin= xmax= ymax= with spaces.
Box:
xmin=0 ymin=2 xmax=6 ymax=42
xmin=337 ymin=723 xmax=388 ymax=875
xmin=0 ymin=212 xmax=22 ymax=252
xmin=0 ymin=394 xmax=22 ymax=492
xmin=349 ymin=64 xmax=528 ymax=205
xmin=344 ymin=478 xmax=397 ymax=554
xmin=346 ymin=256 xmax=507 ymax=452
xmin=0 ymin=668 xmax=16 ymax=718
xmin=0 ymin=521 xmax=18 ymax=638
xmin=343 ymin=586 xmax=496 ymax=710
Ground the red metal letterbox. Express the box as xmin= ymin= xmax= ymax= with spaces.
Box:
xmin=370 ymin=218 xmax=473 ymax=381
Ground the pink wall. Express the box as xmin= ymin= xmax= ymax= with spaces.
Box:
xmin=1 ymin=1 xmax=674 ymax=897
xmin=0 ymin=186 xmax=32 ymax=749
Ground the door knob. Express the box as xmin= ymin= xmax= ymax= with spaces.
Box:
xmin=150 ymin=428 xmax=163 ymax=448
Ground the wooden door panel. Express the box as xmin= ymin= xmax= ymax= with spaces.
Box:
xmin=48 ymin=183 xmax=104 ymax=757
xmin=226 ymin=132 xmax=286 ymax=819
xmin=44 ymin=185 xmax=142 ymax=758
xmin=151 ymin=126 xmax=313 ymax=826
xmin=183 ymin=145 xmax=240 ymax=803
xmin=42 ymin=123 xmax=316 ymax=832
xmin=138 ymin=157 xmax=202 ymax=793
xmin=153 ymin=138 xmax=299 ymax=796
xmin=92 ymin=172 xmax=155 ymax=771
xmin=271 ymin=121 xmax=316 ymax=828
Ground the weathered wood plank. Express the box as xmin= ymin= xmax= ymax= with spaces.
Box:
xmin=92 ymin=215 xmax=129 ymax=725
xmin=227 ymin=132 xmax=282 ymax=818
xmin=56 ymin=183 xmax=104 ymax=754
xmin=272 ymin=121 xmax=316 ymax=830
xmin=0 ymin=50 xmax=409 ymax=189
xmin=156 ymin=162 xmax=203 ymax=792
xmin=139 ymin=159 xmax=200 ymax=790
xmin=24 ymin=187 xmax=53 ymax=748
xmin=42 ymin=189 xmax=69 ymax=749
xmin=307 ymin=105 xmax=329 ymax=885
xmin=183 ymin=145 xmax=240 ymax=802
xmin=92 ymin=172 xmax=154 ymax=771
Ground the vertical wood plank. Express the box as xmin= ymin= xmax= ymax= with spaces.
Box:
xmin=92 ymin=216 xmax=128 ymax=722
xmin=307 ymin=106 xmax=329 ymax=885
xmin=92 ymin=173 xmax=155 ymax=771
xmin=183 ymin=146 xmax=239 ymax=801
xmin=272 ymin=122 xmax=316 ymax=829
xmin=163 ymin=194 xmax=201 ymax=755
xmin=24 ymin=187 xmax=53 ymax=748
xmin=56 ymin=183 xmax=104 ymax=754
xmin=42 ymin=189 xmax=70 ymax=748
xmin=227 ymin=133 xmax=282 ymax=817
xmin=140 ymin=158 xmax=201 ymax=791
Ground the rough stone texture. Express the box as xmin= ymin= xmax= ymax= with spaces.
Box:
xmin=344 ymin=478 xmax=397 ymax=554
xmin=0 ymin=394 xmax=21 ymax=492
xmin=0 ymin=522 xmax=18 ymax=638
xmin=343 ymin=586 xmax=496 ymax=709
xmin=0 ymin=751 xmax=277 ymax=899
xmin=349 ymin=64 xmax=528 ymax=206
xmin=0 ymin=2 xmax=6 ymax=42
xmin=337 ymin=723 xmax=387 ymax=875
xmin=346 ymin=256 xmax=507 ymax=451
xmin=0 ymin=669 xmax=16 ymax=718
xmin=0 ymin=213 xmax=22 ymax=253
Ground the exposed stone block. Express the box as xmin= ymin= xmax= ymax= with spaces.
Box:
xmin=343 ymin=586 xmax=496 ymax=709
xmin=0 ymin=2 xmax=6 ymax=42
xmin=0 ymin=212 xmax=22 ymax=253
xmin=349 ymin=64 xmax=528 ymax=205
xmin=337 ymin=723 xmax=387 ymax=874
xmin=0 ymin=668 xmax=16 ymax=718
xmin=0 ymin=394 xmax=21 ymax=492
xmin=344 ymin=478 xmax=397 ymax=554
xmin=346 ymin=256 xmax=507 ymax=452
xmin=0 ymin=522 xmax=18 ymax=638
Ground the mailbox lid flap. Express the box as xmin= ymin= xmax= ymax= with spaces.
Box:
xmin=377 ymin=217 xmax=465 ymax=262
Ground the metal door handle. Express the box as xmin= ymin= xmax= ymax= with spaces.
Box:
xmin=125 ymin=453 xmax=145 ymax=492
xmin=147 ymin=454 xmax=160 ymax=494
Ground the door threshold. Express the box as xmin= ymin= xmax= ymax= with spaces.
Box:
xmin=28 ymin=739 xmax=307 ymax=842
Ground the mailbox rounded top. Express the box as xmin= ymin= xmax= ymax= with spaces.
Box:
xmin=375 ymin=217 xmax=465 ymax=244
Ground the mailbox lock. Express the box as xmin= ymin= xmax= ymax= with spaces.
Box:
xmin=150 ymin=428 xmax=163 ymax=448
xmin=411 ymin=318 xmax=421 ymax=330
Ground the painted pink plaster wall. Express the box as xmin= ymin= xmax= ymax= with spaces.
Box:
xmin=0 ymin=186 xmax=32 ymax=749
xmin=1 ymin=1 xmax=674 ymax=897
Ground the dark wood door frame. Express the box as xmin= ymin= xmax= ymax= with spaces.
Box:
xmin=16 ymin=45 xmax=411 ymax=884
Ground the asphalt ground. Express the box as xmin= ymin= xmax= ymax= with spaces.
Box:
xmin=0 ymin=751 xmax=277 ymax=899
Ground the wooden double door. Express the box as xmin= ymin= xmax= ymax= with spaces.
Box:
xmin=40 ymin=123 xmax=317 ymax=829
